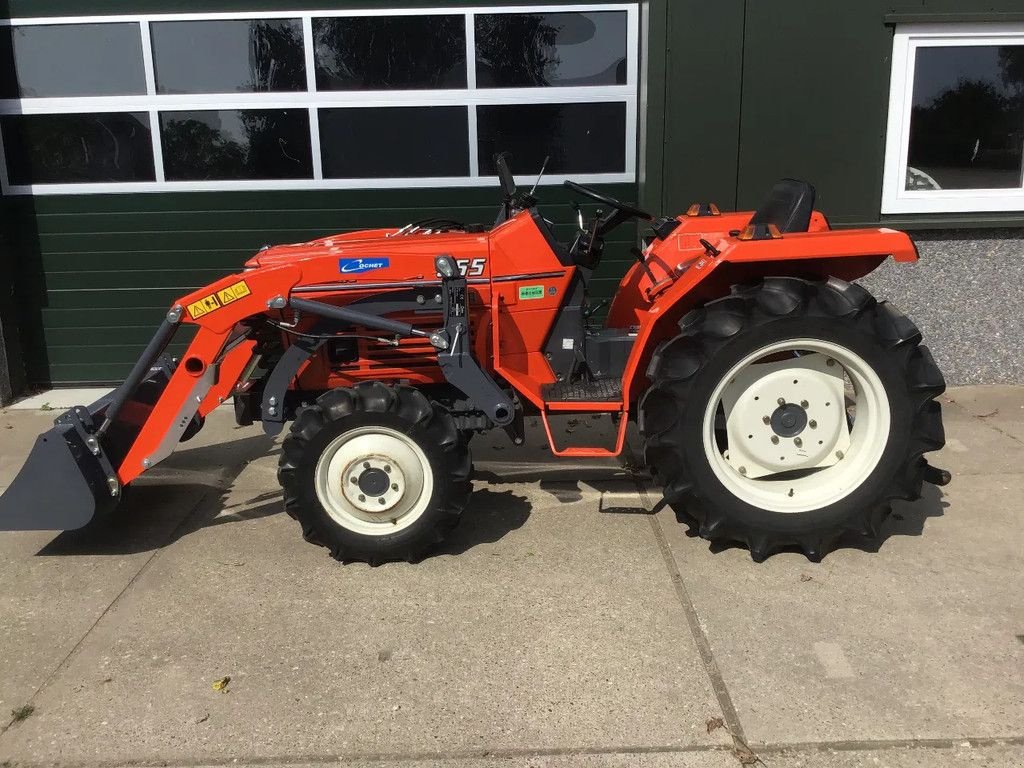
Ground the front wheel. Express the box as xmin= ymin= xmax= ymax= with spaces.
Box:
xmin=278 ymin=383 xmax=472 ymax=564
xmin=640 ymin=277 xmax=946 ymax=561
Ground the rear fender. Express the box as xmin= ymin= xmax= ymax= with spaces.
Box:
xmin=619 ymin=228 xmax=919 ymax=405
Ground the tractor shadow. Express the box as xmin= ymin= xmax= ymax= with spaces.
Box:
xmin=432 ymin=487 xmax=533 ymax=556
xmin=35 ymin=433 xmax=543 ymax=559
xmin=35 ymin=432 xmax=279 ymax=557
xmin=676 ymin=482 xmax=949 ymax=559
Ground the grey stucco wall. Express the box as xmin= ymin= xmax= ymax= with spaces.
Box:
xmin=861 ymin=229 xmax=1024 ymax=386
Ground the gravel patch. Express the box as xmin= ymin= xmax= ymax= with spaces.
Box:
xmin=860 ymin=228 xmax=1024 ymax=385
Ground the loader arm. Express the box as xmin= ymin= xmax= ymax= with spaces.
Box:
xmin=0 ymin=264 xmax=300 ymax=529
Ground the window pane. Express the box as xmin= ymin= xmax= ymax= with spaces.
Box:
xmin=160 ymin=110 xmax=313 ymax=181
xmin=151 ymin=19 xmax=306 ymax=94
xmin=319 ymin=106 xmax=469 ymax=178
xmin=0 ymin=23 xmax=145 ymax=98
xmin=2 ymin=113 xmax=154 ymax=185
xmin=907 ymin=45 xmax=1024 ymax=191
xmin=475 ymin=11 xmax=627 ymax=88
xmin=477 ymin=102 xmax=627 ymax=175
xmin=313 ymin=16 xmax=467 ymax=90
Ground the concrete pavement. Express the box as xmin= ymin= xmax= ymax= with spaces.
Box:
xmin=0 ymin=387 xmax=1021 ymax=767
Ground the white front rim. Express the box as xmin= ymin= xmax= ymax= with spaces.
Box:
xmin=702 ymin=339 xmax=890 ymax=514
xmin=314 ymin=426 xmax=433 ymax=536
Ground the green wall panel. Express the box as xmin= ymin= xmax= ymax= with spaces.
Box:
xmin=735 ymin=1 xmax=892 ymax=225
xmin=8 ymin=184 xmax=636 ymax=385
xmin=657 ymin=0 xmax=1024 ymax=227
xmin=660 ymin=0 xmax=746 ymax=214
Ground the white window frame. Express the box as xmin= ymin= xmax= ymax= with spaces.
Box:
xmin=882 ymin=22 xmax=1024 ymax=215
xmin=0 ymin=3 xmax=639 ymax=196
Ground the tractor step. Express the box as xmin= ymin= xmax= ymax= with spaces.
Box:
xmin=542 ymin=378 xmax=622 ymax=403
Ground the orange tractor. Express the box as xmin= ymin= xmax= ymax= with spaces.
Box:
xmin=0 ymin=155 xmax=949 ymax=563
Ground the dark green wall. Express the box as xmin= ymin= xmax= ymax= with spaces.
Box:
xmin=649 ymin=0 xmax=1024 ymax=228
xmin=8 ymin=188 xmax=636 ymax=385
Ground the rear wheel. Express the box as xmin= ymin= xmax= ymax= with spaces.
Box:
xmin=278 ymin=382 xmax=472 ymax=564
xmin=640 ymin=277 xmax=945 ymax=561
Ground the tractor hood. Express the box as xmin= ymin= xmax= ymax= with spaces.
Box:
xmin=245 ymin=228 xmax=488 ymax=270
xmin=245 ymin=229 xmax=398 ymax=268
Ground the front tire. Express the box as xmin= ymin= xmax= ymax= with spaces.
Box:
xmin=278 ymin=382 xmax=472 ymax=564
xmin=640 ymin=277 xmax=945 ymax=561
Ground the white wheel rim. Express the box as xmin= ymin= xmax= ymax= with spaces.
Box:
xmin=702 ymin=339 xmax=890 ymax=514
xmin=314 ymin=426 xmax=433 ymax=536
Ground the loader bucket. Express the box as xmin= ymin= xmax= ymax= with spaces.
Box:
xmin=0 ymin=411 xmax=121 ymax=531
xmin=0 ymin=318 xmax=183 ymax=532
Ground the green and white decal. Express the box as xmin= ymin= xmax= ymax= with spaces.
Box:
xmin=518 ymin=285 xmax=545 ymax=300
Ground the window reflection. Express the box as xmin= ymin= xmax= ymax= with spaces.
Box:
xmin=151 ymin=19 xmax=306 ymax=94
xmin=477 ymin=102 xmax=627 ymax=174
xmin=1 ymin=113 xmax=154 ymax=184
xmin=313 ymin=16 xmax=467 ymax=90
xmin=907 ymin=46 xmax=1024 ymax=190
xmin=160 ymin=110 xmax=313 ymax=181
xmin=0 ymin=23 xmax=146 ymax=98
xmin=319 ymin=107 xmax=469 ymax=178
xmin=475 ymin=12 xmax=627 ymax=88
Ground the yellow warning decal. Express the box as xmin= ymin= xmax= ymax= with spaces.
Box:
xmin=217 ymin=280 xmax=252 ymax=306
xmin=187 ymin=280 xmax=251 ymax=320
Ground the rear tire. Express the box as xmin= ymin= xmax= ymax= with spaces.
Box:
xmin=278 ymin=382 xmax=472 ymax=564
xmin=640 ymin=277 xmax=945 ymax=561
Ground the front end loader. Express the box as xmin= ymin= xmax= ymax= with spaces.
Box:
xmin=0 ymin=155 xmax=951 ymax=563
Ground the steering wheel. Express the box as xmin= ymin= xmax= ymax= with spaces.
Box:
xmin=563 ymin=180 xmax=653 ymax=221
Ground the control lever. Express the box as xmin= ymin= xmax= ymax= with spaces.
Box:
xmin=630 ymin=247 xmax=658 ymax=284
xmin=584 ymin=298 xmax=610 ymax=319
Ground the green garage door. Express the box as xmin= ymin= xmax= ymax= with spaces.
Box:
xmin=0 ymin=1 xmax=640 ymax=385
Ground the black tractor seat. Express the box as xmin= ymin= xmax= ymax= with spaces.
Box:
xmin=750 ymin=179 xmax=817 ymax=233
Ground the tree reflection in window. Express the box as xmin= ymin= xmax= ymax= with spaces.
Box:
xmin=475 ymin=12 xmax=627 ymax=88
xmin=161 ymin=110 xmax=312 ymax=181
xmin=907 ymin=45 xmax=1024 ymax=190
xmin=1 ymin=113 xmax=154 ymax=184
xmin=313 ymin=16 xmax=466 ymax=90
xmin=151 ymin=19 xmax=306 ymax=94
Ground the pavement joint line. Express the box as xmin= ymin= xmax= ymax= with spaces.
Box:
xmin=5 ymin=736 xmax=1023 ymax=768
xmin=0 ymin=745 xmax=737 ymax=768
xmin=944 ymin=397 xmax=1024 ymax=447
xmin=0 ymin=457 xmax=256 ymax=742
xmin=644 ymin=507 xmax=749 ymax=747
xmin=753 ymin=734 xmax=1024 ymax=754
xmin=618 ymin=440 xmax=749 ymax=750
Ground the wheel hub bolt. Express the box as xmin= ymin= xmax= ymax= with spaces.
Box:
xmin=836 ymin=450 xmax=844 ymax=460
xmin=363 ymin=462 xmax=370 ymax=469
xmin=378 ymin=498 xmax=386 ymax=505
xmin=739 ymin=466 xmax=747 ymax=475
xmin=794 ymin=437 xmax=803 ymax=447
xmin=777 ymin=397 xmax=786 ymax=405
xmin=358 ymin=494 xmax=366 ymax=502
xmin=827 ymin=358 xmax=836 ymax=367
xmin=384 ymin=465 xmax=392 ymax=473
xmin=771 ymin=435 xmax=780 ymax=444
xmin=762 ymin=416 xmax=771 ymax=425
xmin=391 ymin=484 xmax=399 ymax=491
xmin=809 ymin=420 xmax=817 ymax=429
xmin=800 ymin=400 xmax=809 ymax=408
